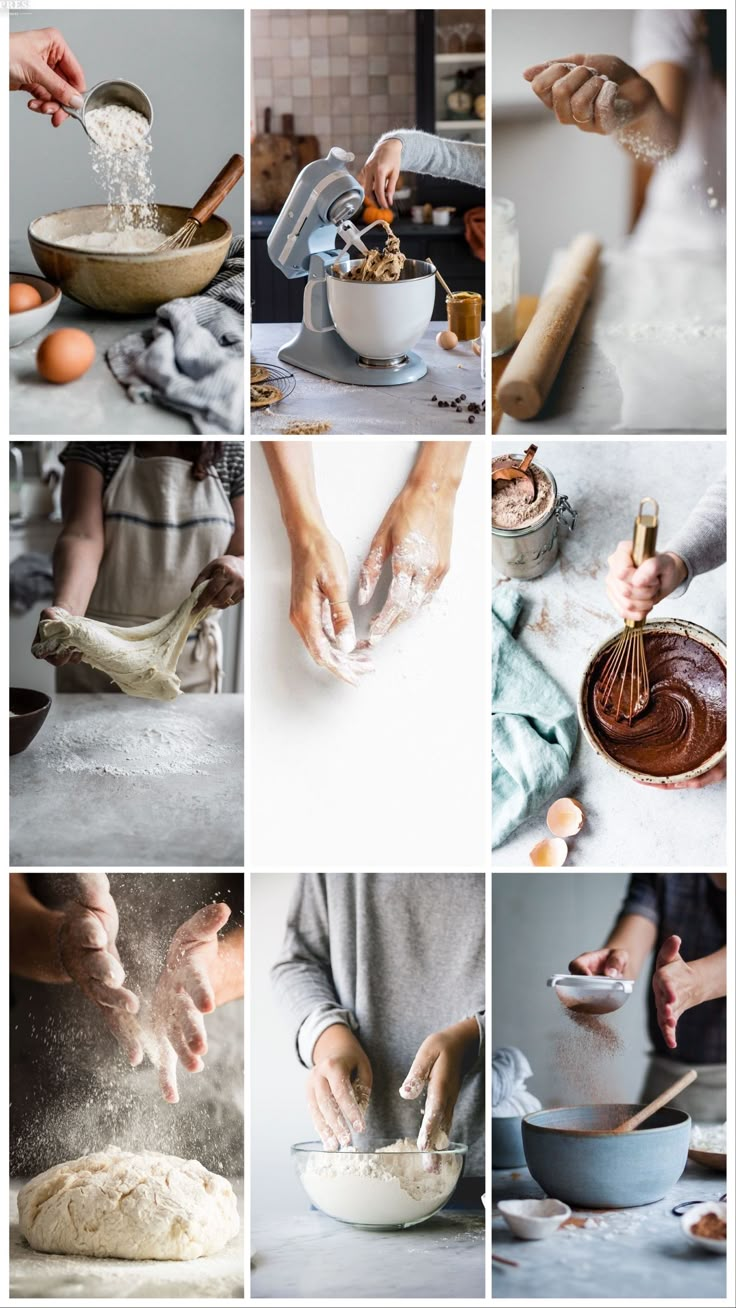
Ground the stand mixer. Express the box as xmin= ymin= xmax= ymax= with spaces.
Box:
xmin=267 ymin=146 xmax=436 ymax=386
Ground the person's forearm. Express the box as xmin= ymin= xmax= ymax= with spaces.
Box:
xmin=604 ymin=912 xmax=658 ymax=978
xmin=313 ymin=1022 xmax=365 ymax=1063
xmin=9 ymin=879 xmax=69 ymax=983
xmin=211 ymin=926 xmax=244 ymax=1005
xmin=407 ymin=442 xmax=470 ymax=499
xmin=689 ymin=947 xmax=727 ymax=1006
xmin=52 ymin=532 xmax=105 ymax=615
xmin=262 ymin=442 xmax=326 ymax=543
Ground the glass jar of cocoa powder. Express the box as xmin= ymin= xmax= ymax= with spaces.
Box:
xmin=492 ymin=455 xmax=576 ymax=579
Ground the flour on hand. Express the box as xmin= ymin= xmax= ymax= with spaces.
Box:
xmin=18 ymin=1147 xmax=239 ymax=1261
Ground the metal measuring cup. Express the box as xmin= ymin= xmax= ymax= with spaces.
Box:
xmin=64 ymin=79 xmax=153 ymax=143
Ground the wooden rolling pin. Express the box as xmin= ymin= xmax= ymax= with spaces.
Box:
xmin=497 ymin=233 xmax=602 ymax=420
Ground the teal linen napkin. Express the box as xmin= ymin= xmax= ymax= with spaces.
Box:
xmin=492 ymin=588 xmax=578 ymax=849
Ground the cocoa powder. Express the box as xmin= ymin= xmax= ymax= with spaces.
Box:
xmin=492 ymin=457 xmax=554 ymax=530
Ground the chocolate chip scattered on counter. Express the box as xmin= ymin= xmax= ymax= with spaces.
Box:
xmin=431 ymin=394 xmax=437 ymax=401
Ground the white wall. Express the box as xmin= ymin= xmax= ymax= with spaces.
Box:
xmin=251 ymin=872 xmax=314 ymax=1217
xmin=250 ymin=441 xmax=486 ymax=869
xmin=492 ymin=10 xmax=633 ymax=291
xmin=492 ymin=873 xmax=650 ymax=1107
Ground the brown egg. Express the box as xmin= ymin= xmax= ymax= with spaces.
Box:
xmin=10 ymin=282 xmax=43 ymax=314
xmin=436 ymin=329 xmax=458 ymax=351
xmin=37 ymin=329 xmax=95 ymax=384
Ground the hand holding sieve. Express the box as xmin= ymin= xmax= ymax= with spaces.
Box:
xmin=64 ymin=79 xmax=153 ymax=144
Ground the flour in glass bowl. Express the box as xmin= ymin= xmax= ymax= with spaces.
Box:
xmin=298 ymin=1137 xmax=462 ymax=1228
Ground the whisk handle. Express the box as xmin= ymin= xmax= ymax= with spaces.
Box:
xmin=190 ymin=154 xmax=245 ymax=226
xmin=627 ymin=497 xmax=659 ymax=629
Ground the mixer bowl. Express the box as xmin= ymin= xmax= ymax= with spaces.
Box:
xmin=325 ymin=258 xmax=435 ymax=365
xmin=29 ymin=205 xmax=231 ymax=314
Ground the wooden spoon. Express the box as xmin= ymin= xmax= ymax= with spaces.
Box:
xmin=492 ymin=445 xmax=538 ymax=503
xmin=582 ymin=1069 xmax=697 ymax=1136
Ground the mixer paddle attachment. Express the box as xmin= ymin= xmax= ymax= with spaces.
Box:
xmin=596 ymin=497 xmax=659 ymax=723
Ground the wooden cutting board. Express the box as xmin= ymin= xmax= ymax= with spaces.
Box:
xmin=282 ymin=114 xmax=320 ymax=169
xmin=251 ymin=107 xmax=299 ymax=213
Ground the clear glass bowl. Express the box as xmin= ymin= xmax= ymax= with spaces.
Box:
xmin=292 ymin=1138 xmax=467 ymax=1230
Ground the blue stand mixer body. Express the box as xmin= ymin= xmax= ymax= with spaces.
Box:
xmin=267 ymin=147 xmax=428 ymax=386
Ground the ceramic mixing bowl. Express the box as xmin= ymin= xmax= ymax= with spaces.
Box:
xmin=10 ymin=687 xmax=52 ymax=755
xmin=522 ymin=1105 xmax=690 ymax=1208
xmin=29 ymin=205 xmax=231 ymax=314
xmin=578 ymin=618 xmax=727 ymax=786
xmin=9 ymin=273 xmax=61 ymax=346
xmin=292 ymin=1138 xmax=466 ymax=1230
xmin=492 ymin=1116 xmax=526 ymax=1169
xmin=325 ymin=259 xmax=435 ymax=364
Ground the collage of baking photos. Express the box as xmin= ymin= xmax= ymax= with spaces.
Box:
xmin=1 ymin=3 xmax=733 ymax=1308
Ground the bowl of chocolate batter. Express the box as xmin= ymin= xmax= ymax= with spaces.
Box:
xmin=579 ymin=619 xmax=727 ymax=785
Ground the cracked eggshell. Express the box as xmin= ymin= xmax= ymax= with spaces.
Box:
xmin=529 ymin=836 xmax=568 ymax=867
xmin=547 ymin=798 xmax=585 ymax=838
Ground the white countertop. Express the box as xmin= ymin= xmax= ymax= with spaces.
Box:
xmin=10 ymin=1178 xmax=244 ymax=1299
xmin=498 ymin=250 xmax=726 ymax=435
xmin=251 ymin=322 xmax=486 ymax=435
xmin=492 ymin=1161 xmax=726 ymax=1300
xmin=492 ymin=439 xmax=727 ymax=867
xmin=252 ymin=1208 xmax=485 ymax=1299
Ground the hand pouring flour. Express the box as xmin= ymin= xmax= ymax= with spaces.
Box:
xmin=59 ymin=102 xmax=162 ymax=251
xmin=294 ymin=1137 xmax=464 ymax=1229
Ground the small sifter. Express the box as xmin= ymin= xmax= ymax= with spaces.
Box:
xmin=596 ymin=497 xmax=659 ymax=722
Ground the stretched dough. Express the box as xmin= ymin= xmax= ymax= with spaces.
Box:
xmin=32 ymin=583 xmax=214 ymax=701
xmin=17 ymin=1147 xmax=239 ymax=1260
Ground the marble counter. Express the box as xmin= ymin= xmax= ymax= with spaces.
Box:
xmin=251 ymin=1208 xmax=485 ymax=1300
xmin=492 ymin=1161 xmax=726 ymax=1299
xmin=251 ymin=323 xmax=486 ymax=435
xmin=10 ymin=693 xmax=244 ymax=867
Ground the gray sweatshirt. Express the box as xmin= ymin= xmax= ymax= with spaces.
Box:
xmin=666 ymin=473 xmax=726 ymax=595
xmin=272 ymin=873 xmax=485 ymax=1175
xmin=376 ymin=129 xmax=485 ymax=190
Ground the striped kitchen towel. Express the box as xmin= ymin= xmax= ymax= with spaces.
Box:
xmin=107 ymin=238 xmax=244 ymax=435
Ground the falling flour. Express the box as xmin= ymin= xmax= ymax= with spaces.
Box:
xmin=83 ymin=104 xmax=159 ymax=232
xmin=300 ymin=1138 xmax=461 ymax=1226
xmin=41 ymin=705 xmax=235 ymax=778
xmin=555 ymin=1010 xmax=624 ymax=1103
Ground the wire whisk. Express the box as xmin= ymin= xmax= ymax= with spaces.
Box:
xmin=596 ymin=497 xmax=659 ymax=723
xmin=154 ymin=154 xmax=244 ymax=252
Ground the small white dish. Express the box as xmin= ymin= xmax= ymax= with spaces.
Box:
xmin=497 ymin=1197 xmax=570 ymax=1240
xmin=681 ymin=1201 xmax=727 ymax=1254
xmin=10 ymin=273 xmax=61 ymax=347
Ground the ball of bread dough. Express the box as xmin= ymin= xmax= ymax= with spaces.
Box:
xmin=17 ymin=1148 xmax=239 ymax=1260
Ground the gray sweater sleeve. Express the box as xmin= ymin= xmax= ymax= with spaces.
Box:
xmin=665 ymin=473 xmax=727 ymax=595
xmin=271 ymin=874 xmax=358 ymax=1068
xmin=376 ymin=129 xmax=485 ymax=189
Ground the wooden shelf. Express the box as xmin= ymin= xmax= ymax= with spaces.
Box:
xmin=435 ymin=52 xmax=486 ymax=65
xmin=435 ymin=118 xmax=485 ymax=130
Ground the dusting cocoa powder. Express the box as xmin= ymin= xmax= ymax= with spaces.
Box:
xmin=555 ymin=1009 xmax=624 ymax=1102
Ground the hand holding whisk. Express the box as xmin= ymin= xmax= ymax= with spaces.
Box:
xmin=596 ymin=498 xmax=659 ymax=723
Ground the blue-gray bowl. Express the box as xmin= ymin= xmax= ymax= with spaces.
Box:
xmin=492 ymin=1116 xmax=526 ymax=1169
xmin=522 ymin=1104 xmax=690 ymax=1208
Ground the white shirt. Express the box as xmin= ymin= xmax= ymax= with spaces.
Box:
xmin=629 ymin=9 xmax=726 ymax=255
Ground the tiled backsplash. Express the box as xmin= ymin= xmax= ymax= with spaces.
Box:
xmin=251 ymin=9 xmax=416 ymax=166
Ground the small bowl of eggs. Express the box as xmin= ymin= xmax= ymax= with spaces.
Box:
xmin=10 ymin=272 xmax=61 ymax=347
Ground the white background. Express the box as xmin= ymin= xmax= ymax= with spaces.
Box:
xmin=250 ymin=439 xmax=487 ymax=869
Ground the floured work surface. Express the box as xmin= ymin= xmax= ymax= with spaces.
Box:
xmin=499 ymin=250 xmax=726 ymax=434
xmin=10 ymin=1179 xmax=244 ymax=1300
xmin=9 ymin=694 xmax=244 ymax=867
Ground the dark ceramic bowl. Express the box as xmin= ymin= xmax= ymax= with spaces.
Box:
xmin=522 ymin=1104 xmax=690 ymax=1208
xmin=10 ymin=687 xmax=51 ymax=755
xmin=492 ymin=1116 xmax=526 ymax=1169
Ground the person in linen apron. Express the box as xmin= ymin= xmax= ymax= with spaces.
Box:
xmin=33 ymin=442 xmax=243 ymax=693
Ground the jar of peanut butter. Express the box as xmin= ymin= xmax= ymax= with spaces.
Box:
xmin=446 ymin=291 xmax=482 ymax=342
